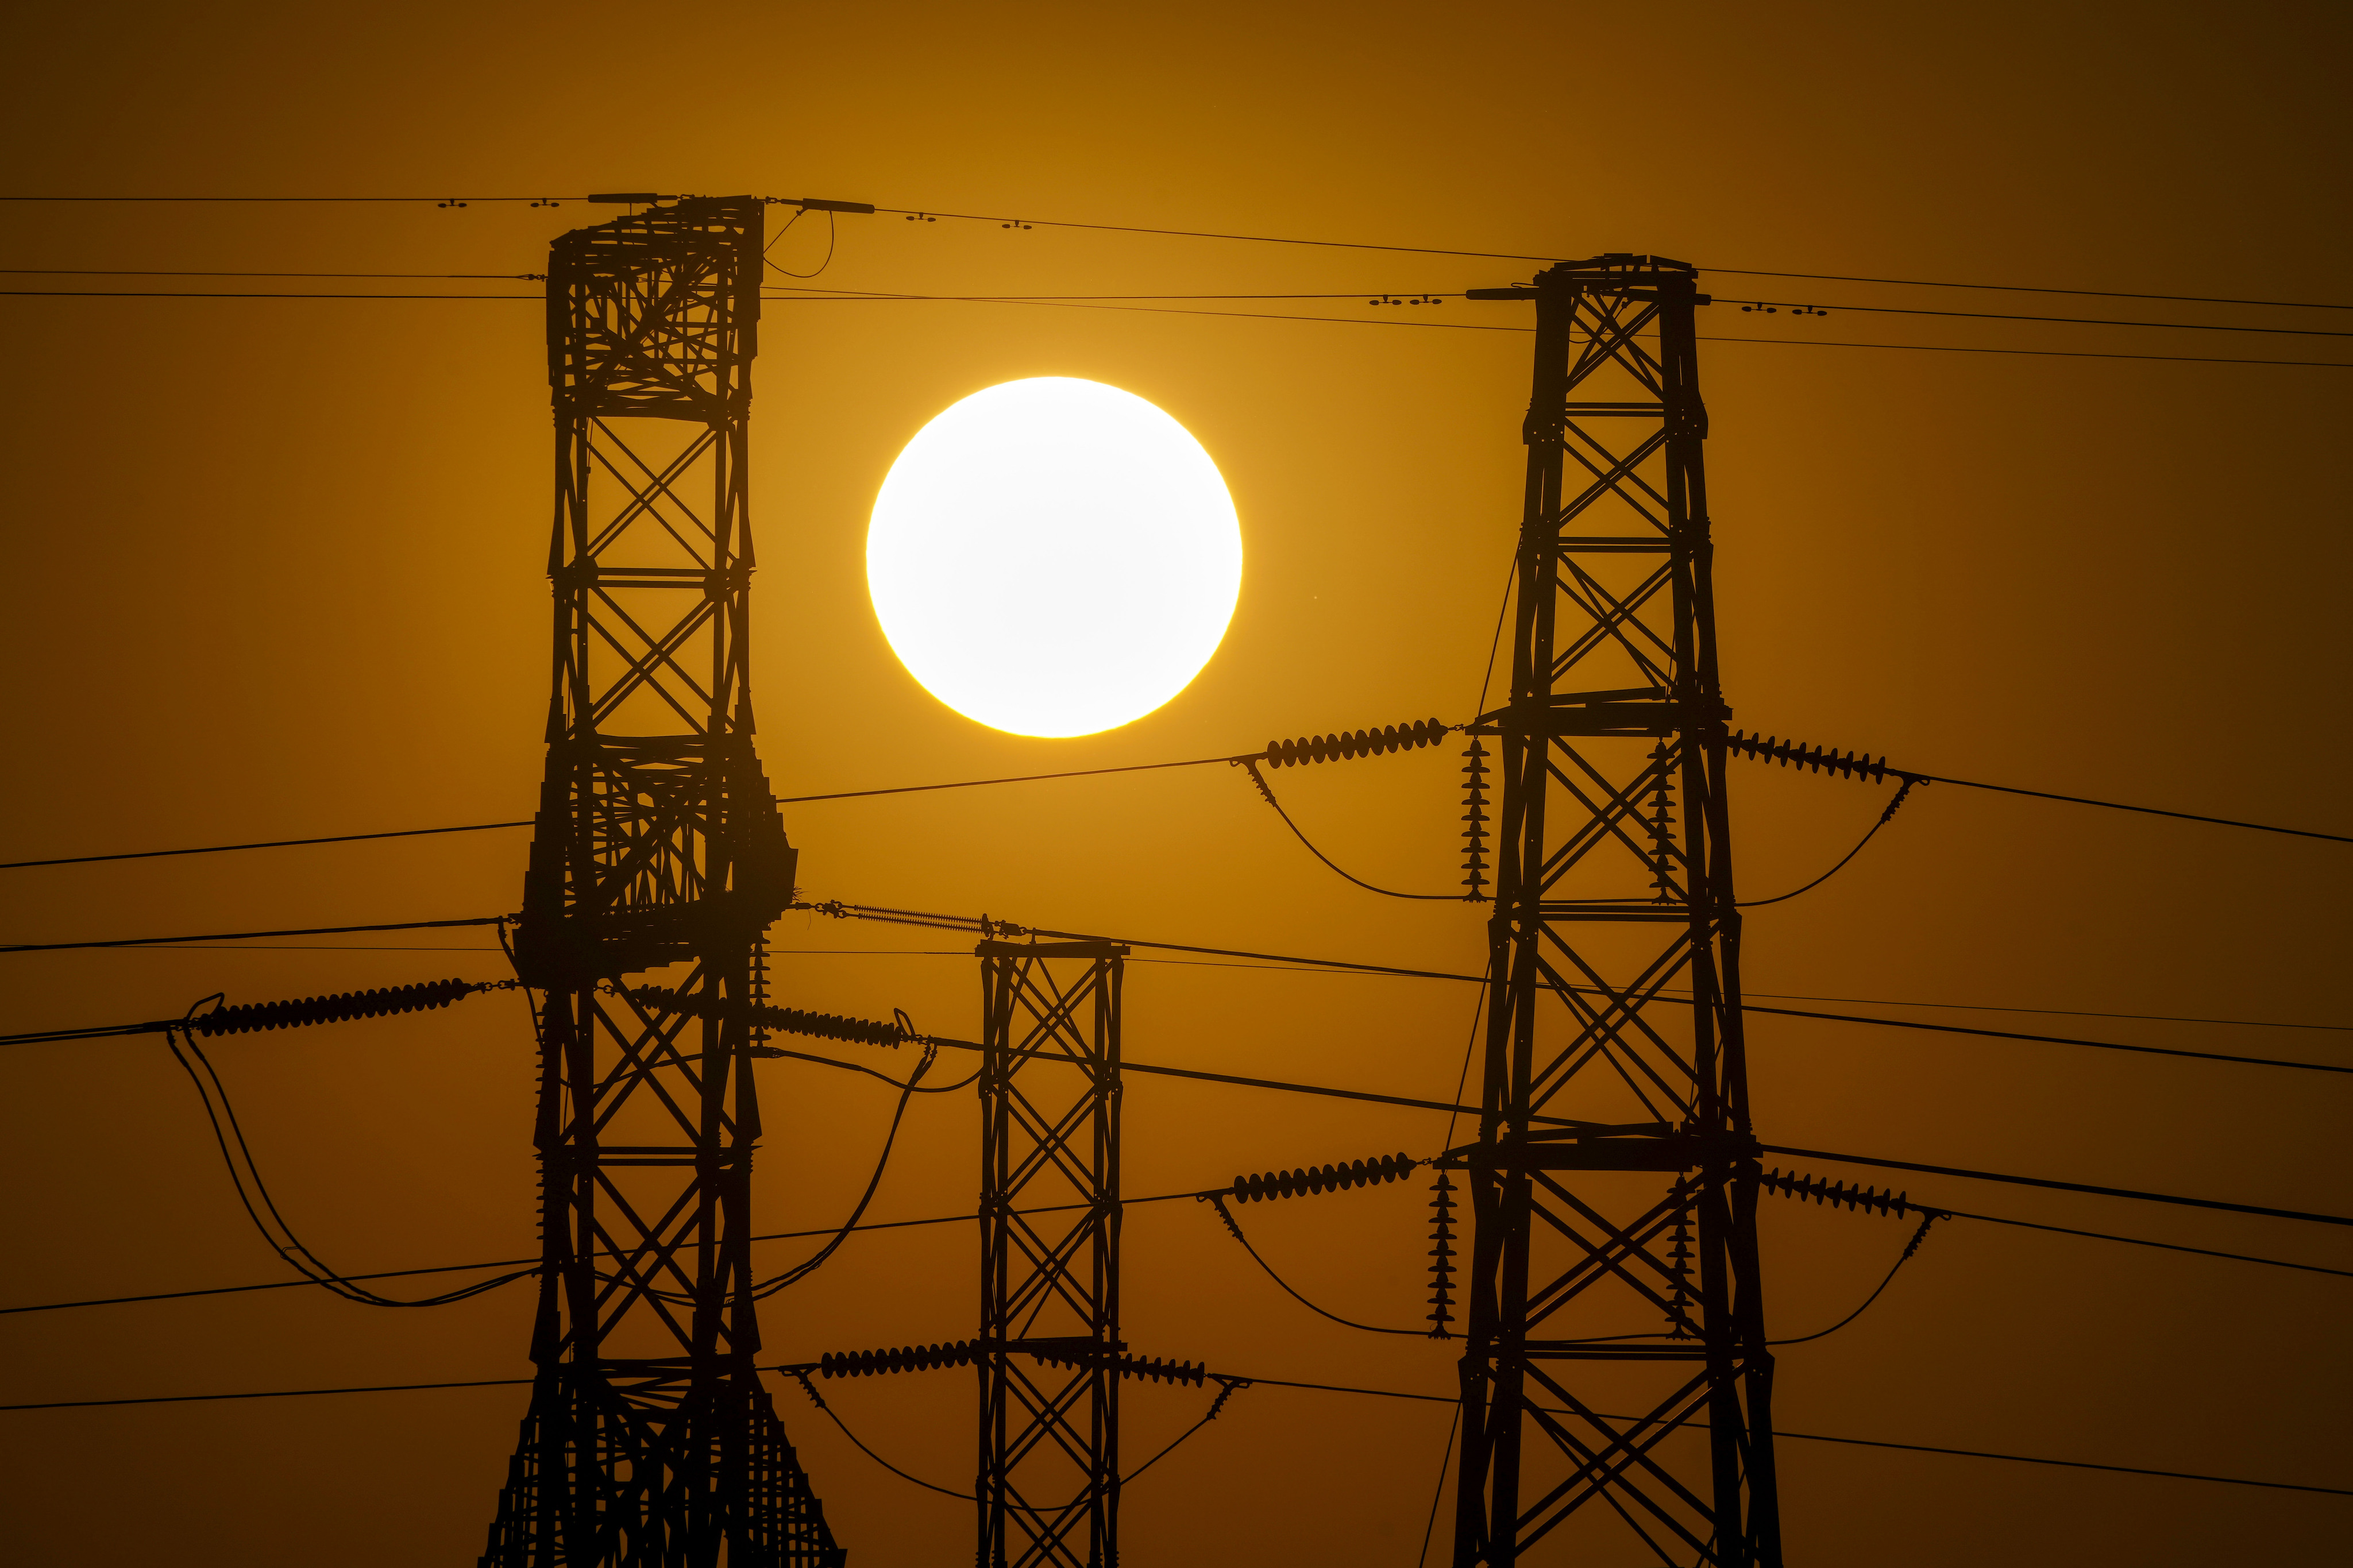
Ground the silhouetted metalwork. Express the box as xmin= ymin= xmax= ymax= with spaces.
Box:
xmin=1448 ymin=257 xmax=1781 ymax=1566
xmin=481 ymin=196 xmax=842 ymax=1567
xmin=1226 ymin=1152 xmax=1417 ymax=1203
xmin=977 ymin=940 xmax=1127 ymax=1567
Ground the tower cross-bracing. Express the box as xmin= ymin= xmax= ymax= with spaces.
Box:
xmin=481 ymin=195 xmax=842 ymax=1568
xmin=977 ymin=939 xmax=1127 ymax=1567
xmin=1452 ymin=256 xmax=1781 ymax=1567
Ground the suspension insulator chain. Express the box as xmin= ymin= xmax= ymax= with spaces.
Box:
xmin=1426 ymin=1172 xmax=1458 ymax=1338
xmin=1726 ymin=729 xmax=1908 ymax=785
xmin=1759 ymin=1166 xmax=1942 ymax=1220
xmin=1261 ymin=717 xmax=1449 ymax=770
xmin=1664 ymin=1177 xmax=1695 ymax=1337
xmin=1646 ymin=742 xmax=1679 ymax=903
xmin=190 ymin=977 xmax=489 ymax=1036
xmin=819 ymin=1340 xmax=979 ymax=1378
xmin=1029 ymin=1345 xmax=1206 ymax=1387
xmin=817 ymin=1337 xmax=1203 ymax=1387
xmin=1460 ymin=741 xmax=1491 ymax=899
xmin=1229 ymin=1152 xmax=1417 ymax=1203
xmin=627 ymin=984 xmax=908 ymax=1049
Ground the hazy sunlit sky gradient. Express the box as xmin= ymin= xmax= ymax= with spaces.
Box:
xmin=1 ymin=3 xmax=2347 ymax=1563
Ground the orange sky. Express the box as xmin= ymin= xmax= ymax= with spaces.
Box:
xmin=1 ymin=3 xmax=2347 ymax=1563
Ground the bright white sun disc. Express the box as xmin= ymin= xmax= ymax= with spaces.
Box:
xmin=867 ymin=377 xmax=1243 ymax=737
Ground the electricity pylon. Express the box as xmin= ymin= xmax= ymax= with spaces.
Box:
xmin=1450 ymin=256 xmax=1781 ymax=1566
xmin=977 ymin=939 xmax=1127 ymax=1567
xmin=480 ymin=196 xmax=842 ymax=1567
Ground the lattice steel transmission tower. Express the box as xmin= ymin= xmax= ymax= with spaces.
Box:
xmin=977 ymin=940 xmax=1127 ymax=1567
xmin=481 ymin=196 xmax=843 ymax=1567
xmin=1449 ymin=257 xmax=1780 ymax=1567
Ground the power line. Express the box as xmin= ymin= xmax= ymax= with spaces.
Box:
xmin=11 ymin=1364 xmax=2342 ymax=1499
xmin=773 ymin=285 xmax=1472 ymax=302
xmin=727 ymin=1019 xmax=1530 ymax=1126
xmin=1704 ymin=265 xmax=2353 ymax=314
xmin=765 ymin=287 xmax=2353 ymax=366
xmin=815 ymin=906 xmax=2350 ymax=1075
xmin=770 ymin=288 xmax=1530 ymax=334
xmin=7 ymin=279 xmax=2349 ymax=368
xmin=52 ymin=932 xmax=2346 ymax=1036
xmin=777 ymin=750 xmax=1248 ymax=804
xmin=0 ymin=1376 xmax=535 ymax=1412
xmin=10 ymin=719 xmax=2343 ymax=873
xmin=1719 ymin=297 xmax=2353 ymax=340
xmin=1936 ymin=1204 xmax=2352 ymax=1279
xmin=16 ymin=1165 xmax=2339 ymax=1322
xmin=1768 ymin=1212 xmax=1943 ymax=1346
xmin=0 ymin=289 xmax=540 ymax=299
xmin=0 ymin=195 xmax=584 ymax=204
xmin=1728 ymin=731 xmax=2352 ymax=842
xmin=0 ymin=820 xmax=531 ymax=871
xmin=6 ymin=896 xmax=2335 ymax=1075
xmin=1738 ymin=779 xmax=1914 ymax=907
xmin=0 ymin=268 xmax=545 ymax=280
xmin=1743 ymin=1002 xmax=2350 ymax=1075
xmin=1203 ymin=1194 xmax=1428 ymax=1337
xmin=791 ymin=281 xmax=2353 ymax=341
xmin=1135 ymin=951 xmax=2345 ymax=1032
xmin=36 ymin=923 xmax=2342 ymax=1036
xmin=869 ymin=206 xmax=2353 ymax=322
xmin=1 ymin=1188 xmax=1217 ymax=1319
xmin=1707 ymin=335 xmax=2352 ymax=369
xmin=1907 ymin=769 xmax=2351 ymax=841
xmin=69 ymin=943 xmax=508 ymax=953
xmin=1723 ymin=990 xmax=2350 ymax=1035
xmin=1760 ymin=1144 xmax=2353 ymax=1227
xmin=1218 ymin=1376 xmax=2353 ymax=1496
xmin=7 ymin=191 xmax=2348 ymax=314
xmin=870 ymin=204 xmax=1567 ymax=263
xmin=0 ymin=916 xmax=510 ymax=955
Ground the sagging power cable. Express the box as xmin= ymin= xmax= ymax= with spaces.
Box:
xmin=782 ymin=1360 xmax=1246 ymax=1501
xmin=1238 ymin=759 xmax=1460 ymax=900
xmin=1757 ymin=1167 xmax=1949 ymax=1345
xmin=613 ymin=985 xmax=940 ymax=1300
xmin=1737 ymin=778 xmax=1915 ymax=906
xmin=1201 ymin=1152 xmax=1428 ymax=1336
xmin=161 ymin=983 xmax=529 ymax=1307
xmin=742 ymin=1035 xmax=937 ymax=1300
xmin=1205 ymin=1193 xmax=1426 ymax=1337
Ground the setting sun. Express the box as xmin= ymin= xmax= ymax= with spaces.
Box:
xmin=866 ymin=376 xmax=1243 ymax=737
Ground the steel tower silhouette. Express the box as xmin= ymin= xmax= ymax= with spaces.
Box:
xmin=977 ymin=939 xmax=1128 ymax=1567
xmin=480 ymin=196 xmax=842 ymax=1567
xmin=1450 ymin=257 xmax=1781 ymax=1566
